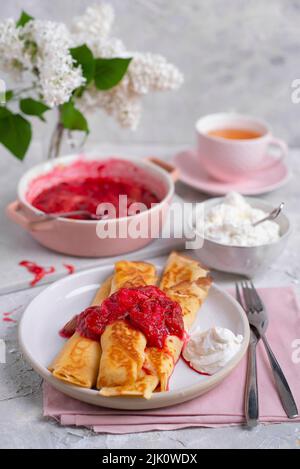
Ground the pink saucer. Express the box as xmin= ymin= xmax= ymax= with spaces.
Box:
xmin=173 ymin=150 xmax=291 ymax=196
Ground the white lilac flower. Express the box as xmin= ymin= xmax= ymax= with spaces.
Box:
xmin=0 ymin=19 xmax=32 ymax=79
xmin=0 ymin=4 xmax=183 ymax=130
xmin=128 ymin=53 xmax=184 ymax=95
xmin=74 ymin=4 xmax=183 ymax=129
xmin=71 ymin=4 xmax=125 ymax=58
xmin=23 ymin=20 xmax=85 ymax=107
xmin=78 ymin=78 xmax=142 ymax=130
xmin=99 ymin=87 xmax=142 ymax=130
xmin=72 ymin=3 xmax=114 ymax=39
xmin=77 ymin=51 xmax=183 ymax=129
xmin=74 ymin=34 xmax=126 ymax=59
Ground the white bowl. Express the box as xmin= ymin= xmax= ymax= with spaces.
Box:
xmin=189 ymin=197 xmax=291 ymax=277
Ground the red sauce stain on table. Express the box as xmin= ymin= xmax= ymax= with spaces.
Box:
xmin=63 ymin=286 xmax=184 ymax=349
xmin=63 ymin=263 xmax=75 ymax=275
xmin=2 ymin=317 xmax=17 ymax=323
xmin=2 ymin=307 xmax=20 ymax=323
xmin=19 ymin=260 xmax=55 ymax=287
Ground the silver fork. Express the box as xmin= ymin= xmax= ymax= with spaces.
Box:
xmin=236 ymin=282 xmax=261 ymax=427
xmin=236 ymin=281 xmax=298 ymax=427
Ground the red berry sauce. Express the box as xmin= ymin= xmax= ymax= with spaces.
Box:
xmin=30 ymin=164 xmax=159 ymax=220
xmin=75 ymin=285 xmax=184 ymax=349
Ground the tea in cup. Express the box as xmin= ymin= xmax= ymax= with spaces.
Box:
xmin=195 ymin=113 xmax=288 ymax=182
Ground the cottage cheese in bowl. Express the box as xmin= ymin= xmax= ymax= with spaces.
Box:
xmin=204 ymin=192 xmax=280 ymax=247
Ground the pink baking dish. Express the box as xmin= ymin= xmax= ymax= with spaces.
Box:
xmin=6 ymin=153 xmax=178 ymax=257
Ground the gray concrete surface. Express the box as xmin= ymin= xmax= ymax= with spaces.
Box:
xmin=1 ymin=0 xmax=300 ymax=146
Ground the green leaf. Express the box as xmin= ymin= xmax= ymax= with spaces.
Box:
xmin=24 ymin=40 xmax=38 ymax=60
xmin=94 ymin=58 xmax=132 ymax=90
xmin=16 ymin=10 xmax=34 ymax=28
xmin=20 ymin=98 xmax=50 ymax=121
xmin=70 ymin=44 xmax=95 ymax=85
xmin=5 ymin=90 xmax=14 ymax=102
xmin=0 ymin=107 xmax=12 ymax=119
xmin=73 ymin=86 xmax=85 ymax=98
xmin=60 ymin=101 xmax=89 ymax=133
xmin=0 ymin=109 xmax=32 ymax=160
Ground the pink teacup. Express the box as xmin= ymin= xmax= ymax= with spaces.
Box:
xmin=195 ymin=113 xmax=288 ymax=182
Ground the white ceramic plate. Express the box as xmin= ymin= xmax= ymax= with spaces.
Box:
xmin=19 ymin=262 xmax=250 ymax=410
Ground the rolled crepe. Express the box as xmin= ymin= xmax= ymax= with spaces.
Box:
xmin=98 ymin=320 xmax=147 ymax=387
xmin=91 ymin=275 xmax=113 ymax=306
xmin=48 ymin=276 xmax=112 ymax=388
xmin=144 ymin=335 xmax=183 ymax=392
xmin=160 ymin=251 xmax=209 ymax=291
xmin=145 ymin=252 xmax=212 ymax=392
xmin=99 ymin=374 xmax=158 ymax=400
xmin=98 ymin=261 xmax=158 ymax=395
xmin=100 ymin=253 xmax=211 ymax=398
xmin=48 ymin=332 xmax=100 ymax=388
xmin=110 ymin=260 xmax=157 ymax=293
xmin=164 ymin=277 xmax=212 ymax=331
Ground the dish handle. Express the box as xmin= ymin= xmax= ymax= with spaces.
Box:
xmin=147 ymin=157 xmax=179 ymax=182
xmin=6 ymin=200 xmax=53 ymax=232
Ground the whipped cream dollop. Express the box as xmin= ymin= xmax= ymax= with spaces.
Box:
xmin=204 ymin=192 xmax=280 ymax=247
xmin=183 ymin=326 xmax=243 ymax=375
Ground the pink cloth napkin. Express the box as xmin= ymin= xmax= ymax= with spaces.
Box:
xmin=43 ymin=287 xmax=300 ymax=434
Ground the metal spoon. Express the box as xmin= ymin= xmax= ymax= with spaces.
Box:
xmin=252 ymin=202 xmax=284 ymax=227
xmin=29 ymin=210 xmax=102 ymax=227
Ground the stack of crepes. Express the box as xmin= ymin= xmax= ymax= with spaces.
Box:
xmin=49 ymin=252 xmax=212 ymax=399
